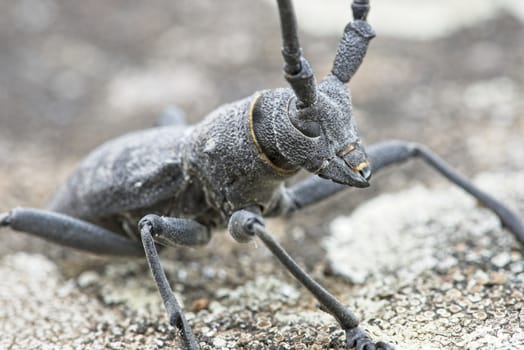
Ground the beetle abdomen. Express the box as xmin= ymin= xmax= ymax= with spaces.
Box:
xmin=49 ymin=126 xmax=190 ymax=220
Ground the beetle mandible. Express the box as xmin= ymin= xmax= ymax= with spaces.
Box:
xmin=2 ymin=0 xmax=523 ymax=349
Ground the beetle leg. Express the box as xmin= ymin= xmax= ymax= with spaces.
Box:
xmin=0 ymin=208 xmax=143 ymax=256
xmin=138 ymin=215 xmax=211 ymax=350
xmin=228 ymin=209 xmax=394 ymax=349
xmin=139 ymin=214 xmax=211 ymax=247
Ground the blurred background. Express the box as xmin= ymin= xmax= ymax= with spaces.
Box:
xmin=0 ymin=0 xmax=523 ymax=348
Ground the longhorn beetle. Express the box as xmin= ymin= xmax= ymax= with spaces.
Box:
xmin=2 ymin=1 xmax=523 ymax=349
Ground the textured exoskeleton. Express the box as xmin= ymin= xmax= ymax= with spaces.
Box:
xmin=49 ymin=75 xmax=370 ymax=235
xmin=2 ymin=1 xmax=523 ymax=349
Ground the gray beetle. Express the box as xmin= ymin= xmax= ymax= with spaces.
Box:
xmin=2 ymin=1 xmax=523 ymax=349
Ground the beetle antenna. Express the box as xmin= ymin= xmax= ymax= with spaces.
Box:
xmin=331 ymin=0 xmax=375 ymax=83
xmin=352 ymin=0 xmax=370 ymax=20
xmin=276 ymin=0 xmax=317 ymax=109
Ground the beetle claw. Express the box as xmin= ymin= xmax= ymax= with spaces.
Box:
xmin=346 ymin=327 xmax=394 ymax=350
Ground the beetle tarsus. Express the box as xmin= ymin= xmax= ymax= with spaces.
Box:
xmin=346 ymin=327 xmax=394 ymax=350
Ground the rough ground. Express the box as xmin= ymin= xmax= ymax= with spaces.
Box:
xmin=326 ymin=172 xmax=524 ymax=349
xmin=1 ymin=1 xmax=523 ymax=349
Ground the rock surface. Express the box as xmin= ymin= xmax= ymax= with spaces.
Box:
xmin=326 ymin=171 xmax=524 ymax=349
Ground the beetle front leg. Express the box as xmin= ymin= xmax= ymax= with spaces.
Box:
xmin=228 ymin=209 xmax=394 ymax=350
xmin=138 ymin=215 xmax=211 ymax=350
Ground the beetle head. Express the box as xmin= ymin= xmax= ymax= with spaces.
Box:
xmin=287 ymin=76 xmax=371 ymax=188
xmin=274 ymin=0 xmax=373 ymax=187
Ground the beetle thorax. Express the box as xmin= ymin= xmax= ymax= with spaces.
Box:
xmin=251 ymin=75 xmax=370 ymax=187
